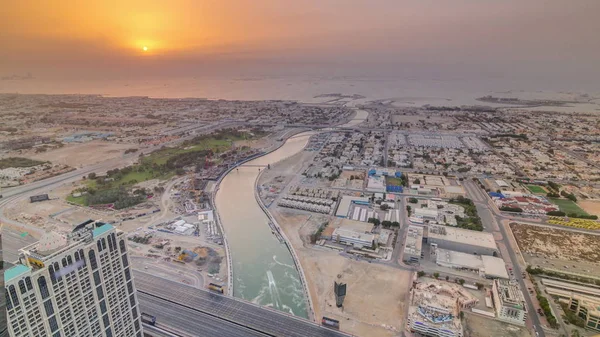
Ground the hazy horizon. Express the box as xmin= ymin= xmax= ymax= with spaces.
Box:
xmin=2 ymin=1 xmax=600 ymax=93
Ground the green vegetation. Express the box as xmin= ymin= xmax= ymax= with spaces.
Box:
xmin=66 ymin=194 xmax=87 ymax=206
xmin=500 ymin=206 xmax=523 ymax=213
xmin=560 ymin=303 xmax=586 ymax=328
xmin=548 ymin=181 xmax=561 ymax=191
xmin=527 ymin=266 xmax=600 ymax=286
xmin=550 ymin=198 xmax=589 ymax=217
xmin=386 ymin=176 xmax=407 ymax=187
xmin=417 ymin=271 xmax=425 ymax=277
xmin=527 ymin=185 xmax=546 ymax=194
xmin=311 ymin=221 xmax=329 ymax=243
xmin=69 ymin=129 xmax=261 ymax=209
xmin=449 ymin=196 xmax=483 ymax=231
xmin=368 ymin=218 xmax=381 ymax=226
xmin=537 ymin=292 xmax=558 ymax=328
xmin=0 ymin=157 xmax=47 ymax=169
xmin=408 ymin=197 xmax=419 ymax=204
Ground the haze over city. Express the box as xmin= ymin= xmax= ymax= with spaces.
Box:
xmin=2 ymin=0 xmax=600 ymax=89
xmin=1 ymin=2 xmax=600 ymax=337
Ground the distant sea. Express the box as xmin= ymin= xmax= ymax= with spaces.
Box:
xmin=1 ymin=75 xmax=599 ymax=112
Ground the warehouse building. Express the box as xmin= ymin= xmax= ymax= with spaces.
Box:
xmin=335 ymin=196 xmax=370 ymax=218
xmin=434 ymin=248 xmax=509 ymax=279
xmin=426 ymin=225 xmax=499 ymax=256
xmin=492 ymin=279 xmax=527 ymax=326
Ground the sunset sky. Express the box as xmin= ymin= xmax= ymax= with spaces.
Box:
xmin=2 ymin=1 xmax=600 ymax=83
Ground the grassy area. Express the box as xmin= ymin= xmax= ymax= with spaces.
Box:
xmin=66 ymin=194 xmax=87 ymax=205
xmin=550 ymin=198 xmax=589 ymax=216
xmin=385 ymin=176 xmax=403 ymax=186
xmin=526 ymin=184 xmax=546 ymax=194
xmin=70 ymin=129 xmax=262 ymax=209
xmin=144 ymin=137 xmax=240 ymax=166
xmin=0 ymin=157 xmax=47 ymax=169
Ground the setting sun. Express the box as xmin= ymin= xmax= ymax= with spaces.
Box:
xmin=143 ymin=46 xmax=148 ymax=51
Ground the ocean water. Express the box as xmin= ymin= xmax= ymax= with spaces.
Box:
xmin=2 ymin=75 xmax=599 ymax=111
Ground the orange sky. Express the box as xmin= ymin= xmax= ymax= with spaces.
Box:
xmin=2 ymin=1 xmax=600 ymax=82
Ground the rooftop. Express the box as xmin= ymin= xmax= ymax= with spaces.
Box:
xmin=92 ymin=223 xmax=114 ymax=238
xmin=427 ymin=224 xmax=497 ymax=250
xmin=332 ymin=228 xmax=375 ymax=243
xmin=335 ymin=195 xmax=370 ymax=217
xmin=4 ymin=264 xmax=31 ymax=283
xmin=404 ymin=225 xmax=424 ymax=256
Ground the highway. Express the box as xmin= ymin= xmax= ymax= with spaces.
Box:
xmin=138 ymin=294 xmax=269 ymax=337
xmin=462 ymin=180 xmax=547 ymax=337
xmin=134 ymin=270 xmax=351 ymax=337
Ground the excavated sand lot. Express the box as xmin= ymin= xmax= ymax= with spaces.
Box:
xmin=273 ymin=210 xmax=412 ymax=337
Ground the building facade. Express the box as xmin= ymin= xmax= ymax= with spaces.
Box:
xmin=4 ymin=221 xmax=143 ymax=337
xmin=491 ymin=279 xmax=527 ymax=326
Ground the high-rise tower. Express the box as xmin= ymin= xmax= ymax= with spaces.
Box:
xmin=4 ymin=220 xmax=143 ymax=337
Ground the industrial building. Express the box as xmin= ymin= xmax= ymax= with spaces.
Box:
xmin=406 ymin=280 xmax=478 ymax=337
xmin=403 ymin=225 xmax=423 ymax=264
xmin=335 ymin=196 xmax=370 ymax=218
xmin=434 ymin=248 xmax=509 ymax=279
xmin=542 ymin=278 xmax=600 ymax=332
xmin=4 ymin=221 xmax=143 ymax=337
xmin=331 ymin=228 xmax=375 ymax=249
xmin=491 ymin=279 xmax=527 ymax=326
xmin=426 ymin=225 xmax=499 ymax=256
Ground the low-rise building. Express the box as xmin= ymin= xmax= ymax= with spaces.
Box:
xmin=403 ymin=226 xmax=423 ymax=264
xmin=491 ymin=279 xmax=527 ymax=326
xmin=332 ymin=228 xmax=375 ymax=249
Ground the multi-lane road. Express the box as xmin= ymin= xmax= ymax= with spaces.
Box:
xmin=134 ymin=270 xmax=351 ymax=337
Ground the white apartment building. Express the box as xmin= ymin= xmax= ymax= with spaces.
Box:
xmin=492 ymin=279 xmax=527 ymax=326
xmin=4 ymin=220 xmax=143 ymax=337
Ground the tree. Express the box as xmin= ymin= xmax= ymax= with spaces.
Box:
xmin=408 ymin=197 xmax=418 ymax=204
xmin=445 ymin=275 xmax=449 ymax=281
xmin=417 ymin=271 xmax=425 ymax=277
xmin=391 ymin=221 xmax=400 ymax=227
xmin=381 ymin=220 xmax=392 ymax=228
xmin=406 ymin=205 xmax=412 ymax=215
xmin=88 ymin=172 xmax=97 ymax=179
xmin=380 ymin=203 xmax=390 ymax=211
xmin=413 ymin=178 xmax=421 ymax=184
xmin=368 ymin=218 xmax=381 ymax=226
xmin=433 ymin=272 xmax=439 ymax=279
xmin=475 ymin=282 xmax=484 ymax=290
xmin=458 ymin=279 xmax=465 ymax=285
